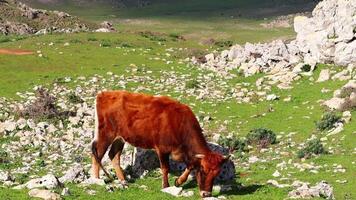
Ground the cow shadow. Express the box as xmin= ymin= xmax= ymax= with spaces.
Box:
xmin=181 ymin=179 xmax=263 ymax=197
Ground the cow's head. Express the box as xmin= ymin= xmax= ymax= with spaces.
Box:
xmin=195 ymin=153 xmax=230 ymax=197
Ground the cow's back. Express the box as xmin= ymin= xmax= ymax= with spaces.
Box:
xmin=96 ymin=91 xmax=201 ymax=150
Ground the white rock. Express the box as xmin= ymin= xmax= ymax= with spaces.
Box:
xmin=316 ymin=69 xmax=330 ymax=82
xmin=272 ymin=170 xmax=281 ymax=177
xmin=25 ymin=174 xmax=60 ymax=189
xmin=323 ymin=97 xmax=346 ymax=110
xmin=28 ymin=189 xmax=61 ymax=200
xmin=161 ymin=186 xmax=182 ymax=197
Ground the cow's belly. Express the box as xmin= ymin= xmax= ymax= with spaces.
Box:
xmin=171 ymin=149 xmax=185 ymax=162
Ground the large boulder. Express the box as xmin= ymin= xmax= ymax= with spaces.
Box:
xmin=121 ymin=143 xmax=235 ymax=181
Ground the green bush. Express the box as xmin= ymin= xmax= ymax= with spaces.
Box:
xmin=247 ymin=128 xmax=277 ymax=148
xmin=87 ymin=37 xmax=98 ymax=41
xmin=139 ymin=31 xmax=166 ymax=42
xmin=0 ymin=37 xmax=11 ymax=43
xmin=297 ymin=138 xmax=326 ymax=159
xmin=214 ymin=40 xmax=233 ymax=48
xmin=301 ymin=64 xmax=311 ymax=72
xmin=186 ymin=79 xmax=199 ymax=89
xmin=316 ymin=112 xmax=341 ymax=131
xmin=101 ymin=39 xmax=112 ymax=47
xmin=218 ymin=135 xmax=246 ymax=153
xmin=67 ymin=92 xmax=83 ymax=104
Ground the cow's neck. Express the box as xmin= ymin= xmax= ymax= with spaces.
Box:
xmin=185 ymin=130 xmax=211 ymax=157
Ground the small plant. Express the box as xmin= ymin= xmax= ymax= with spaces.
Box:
xmin=87 ymin=37 xmax=98 ymax=41
xmin=69 ymin=38 xmax=82 ymax=44
xmin=67 ymin=92 xmax=83 ymax=104
xmin=120 ymin=42 xmax=133 ymax=48
xmin=316 ymin=112 xmax=341 ymax=131
xmin=0 ymin=37 xmax=11 ymax=43
xmin=20 ymin=88 xmax=59 ymax=119
xmin=339 ymin=87 xmax=356 ymax=98
xmin=214 ymin=40 xmax=233 ymax=48
xmin=297 ymin=138 xmax=326 ymax=159
xmin=186 ymin=79 xmax=199 ymax=89
xmin=218 ymin=135 xmax=246 ymax=153
xmin=0 ymin=150 xmax=9 ymax=164
xmin=139 ymin=31 xmax=166 ymax=42
xmin=101 ymin=39 xmax=112 ymax=47
xmin=246 ymin=128 xmax=277 ymax=148
xmin=169 ymin=33 xmax=185 ymax=41
xmin=301 ymin=64 xmax=311 ymax=72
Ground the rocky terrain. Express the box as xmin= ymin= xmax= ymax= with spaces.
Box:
xmin=0 ymin=0 xmax=355 ymax=199
xmin=195 ymin=0 xmax=355 ymax=89
xmin=0 ymin=0 xmax=114 ymax=35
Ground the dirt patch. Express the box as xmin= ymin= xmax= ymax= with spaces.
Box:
xmin=0 ymin=48 xmax=34 ymax=55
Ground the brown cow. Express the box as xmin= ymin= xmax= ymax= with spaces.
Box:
xmin=91 ymin=91 xmax=229 ymax=197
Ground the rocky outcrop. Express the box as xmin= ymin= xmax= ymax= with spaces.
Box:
xmin=294 ymin=0 xmax=356 ymax=66
xmin=0 ymin=21 xmax=34 ymax=35
xmin=0 ymin=1 xmax=97 ymax=35
xmin=194 ymin=0 xmax=356 ymax=82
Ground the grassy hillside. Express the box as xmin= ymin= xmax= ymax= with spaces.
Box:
xmin=0 ymin=30 xmax=355 ymax=200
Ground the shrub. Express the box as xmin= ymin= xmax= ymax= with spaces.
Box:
xmin=67 ymin=92 xmax=83 ymax=104
xmin=69 ymin=38 xmax=82 ymax=44
xmin=315 ymin=112 xmax=341 ymax=131
xmin=246 ymin=128 xmax=277 ymax=148
xmin=297 ymin=138 xmax=326 ymax=159
xmin=339 ymin=87 xmax=356 ymax=98
xmin=87 ymin=37 xmax=98 ymax=41
xmin=139 ymin=31 xmax=166 ymax=42
xmin=214 ymin=40 xmax=233 ymax=48
xmin=100 ymin=39 xmax=112 ymax=47
xmin=0 ymin=37 xmax=11 ymax=43
xmin=20 ymin=88 xmax=59 ymax=119
xmin=169 ymin=33 xmax=185 ymax=41
xmin=186 ymin=79 xmax=199 ymax=89
xmin=301 ymin=64 xmax=311 ymax=72
xmin=218 ymin=135 xmax=246 ymax=153
xmin=120 ymin=42 xmax=134 ymax=48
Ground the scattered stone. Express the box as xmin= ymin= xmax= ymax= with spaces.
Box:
xmin=59 ymin=164 xmax=87 ymax=183
xmin=317 ymin=69 xmax=330 ymax=82
xmin=161 ymin=186 xmax=183 ymax=197
xmin=272 ymin=170 xmax=281 ymax=177
xmin=21 ymin=174 xmax=61 ymax=189
xmin=288 ymin=181 xmax=334 ymax=199
xmin=61 ymin=188 xmax=70 ymax=196
xmin=28 ymin=189 xmax=61 ymax=200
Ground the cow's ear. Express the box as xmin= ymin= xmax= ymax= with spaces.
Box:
xmin=195 ymin=154 xmax=205 ymax=159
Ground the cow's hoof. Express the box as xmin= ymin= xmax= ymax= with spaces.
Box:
xmin=174 ymin=178 xmax=181 ymax=187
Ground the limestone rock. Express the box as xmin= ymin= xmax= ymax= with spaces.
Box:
xmin=161 ymin=186 xmax=183 ymax=197
xmin=317 ymin=69 xmax=330 ymax=82
xmin=28 ymin=189 xmax=61 ymax=200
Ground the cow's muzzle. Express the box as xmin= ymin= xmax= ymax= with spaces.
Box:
xmin=200 ymin=191 xmax=212 ymax=197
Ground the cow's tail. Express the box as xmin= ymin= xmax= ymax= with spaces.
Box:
xmin=91 ymin=97 xmax=113 ymax=181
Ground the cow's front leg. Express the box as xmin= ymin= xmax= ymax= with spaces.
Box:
xmin=157 ymin=151 xmax=170 ymax=188
xmin=175 ymin=166 xmax=192 ymax=187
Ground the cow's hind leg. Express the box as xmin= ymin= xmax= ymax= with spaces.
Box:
xmin=175 ymin=166 xmax=193 ymax=187
xmin=109 ymin=138 xmax=126 ymax=182
xmin=91 ymin=139 xmax=111 ymax=178
xmin=156 ymin=151 xmax=170 ymax=188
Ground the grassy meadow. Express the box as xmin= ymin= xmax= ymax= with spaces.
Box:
xmin=0 ymin=1 xmax=355 ymax=200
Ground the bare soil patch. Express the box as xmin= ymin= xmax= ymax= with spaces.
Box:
xmin=0 ymin=48 xmax=34 ymax=55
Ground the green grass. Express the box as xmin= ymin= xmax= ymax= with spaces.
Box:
xmin=0 ymin=2 xmax=355 ymax=199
